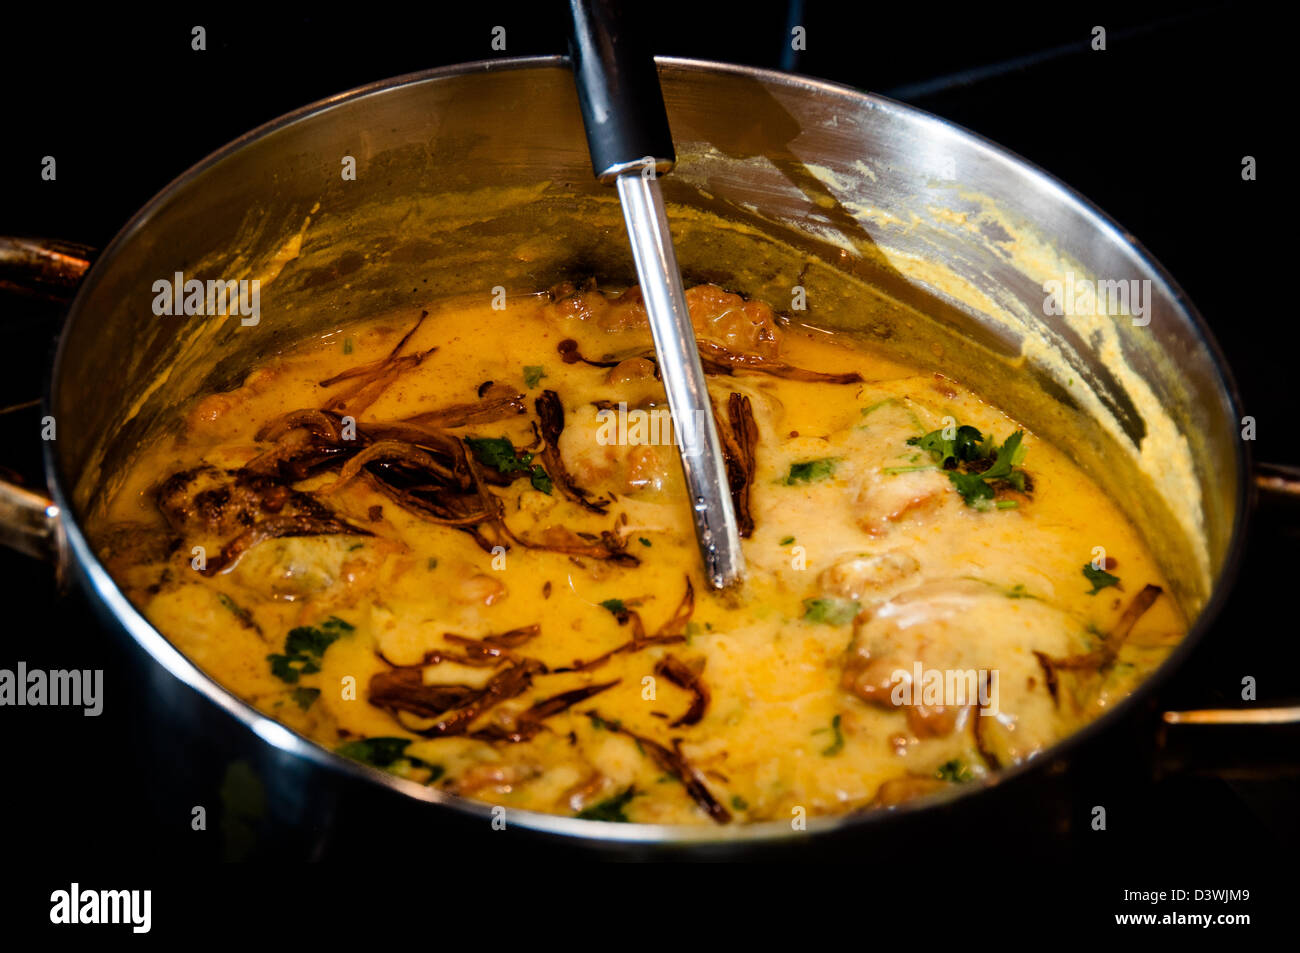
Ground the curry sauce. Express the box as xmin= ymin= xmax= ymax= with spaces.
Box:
xmin=90 ymin=283 xmax=1185 ymax=825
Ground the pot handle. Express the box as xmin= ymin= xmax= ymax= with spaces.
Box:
xmin=0 ymin=236 xmax=94 ymax=565
xmin=1153 ymin=459 xmax=1300 ymax=782
xmin=0 ymin=236 xmax=94 ymax=302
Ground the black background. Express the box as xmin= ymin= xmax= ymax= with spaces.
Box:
xmin=0 ymin=0 xmax=1291 ymax=926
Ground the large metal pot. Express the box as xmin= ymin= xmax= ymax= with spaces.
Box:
xmin=0 ymin=56 xmax=1283 ymax=856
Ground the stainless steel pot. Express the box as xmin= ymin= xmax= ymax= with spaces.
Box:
xmin=1 ymin=56 xmax=1291 ymax=853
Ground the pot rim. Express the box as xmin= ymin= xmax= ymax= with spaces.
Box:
xmin=43 ymin=54 xmax=1252 ymax=847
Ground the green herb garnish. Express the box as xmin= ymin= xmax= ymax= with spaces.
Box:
xmin=802 ymin=597 xmax=860 ymax=626
xmin=337 ymin=737 xmax=444 ymax=781
xmin=523 ymin=365 xmax=547 ymax=389
xmin=784 ymin=458 xmax=838 ymax=484
xmin=908 ymin=424 xmax=984 ymax=468
xmin=291 ymin=687 xmax=321 ymax=710
xmin=909 ymin=424 xmax=1029 ymax=508
xmin=576 ymin=787 xmax=636 ymax=822
xmin=267 ymin=616 xmax=353 ymax=684
xmin=1083 ymin=563 xmax=1121 ymax=595
xmin=821 ymin=714 xmax=845 ymax=756
xmin=465 ymin=436 xmax=552 ymax=495
xmin=935 ymin=758 xmax=974 ymax=783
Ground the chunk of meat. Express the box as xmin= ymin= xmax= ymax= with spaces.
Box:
xmin=557 ymin=404 xmax=679 ymax=496
xmin=817 ymin=550 xmax=920 ymax=601
xmin=605 ymin=358 xmax=657 ymax=385
xmin=231 ymin=535 xmax=399 ymax=603
xmin=683 ymin=284 xmax=782 ymax=358
xmin=842 ymin=579 xmax=1082 ymax=755
xmin=545 ymin=282 xmax=783 ymax=358
xmin=853 ymin=469 xmax=951 ymax=536
xmin=455 ymin=573 xmax=508 ymax=607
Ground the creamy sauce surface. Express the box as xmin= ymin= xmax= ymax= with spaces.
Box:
xmin=92 ymin=284 xmax=1185 ymax=824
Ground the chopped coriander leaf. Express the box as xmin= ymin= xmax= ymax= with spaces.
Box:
xmin=336 ymin=737 xmax=445 ymax=782
xmin=784 ymin=458 xmax=838 ymax=484
xmin=599 ymin=598 xmax=627 ymax=616
xmin=779 ymin=535 xmax=795 ymax=545
xmin=465 ymin=435 xmax=552 ymax=495
xmin=1083 ymin=563 xmax=1121 ymax=595
xmin=291 ymin=687 xmax=321 ymax=710
xmin=638 ymin=537 xmax=652 ymax=547
xmin=465 ymin=436 xmax=528 ymax=472
xmin=576 ymin=787 xmax=636 ymax=822
xmin=802 ymin=597 xmax=860 ymax=626
xmin=523 ymin=365 xmax=547 ymax=389
xmin=950 ymin=470 xmax=996 ymax=506
xmin=935 ymin=758 xmax=974 ymax=783
xmin=529 ymin=467 xmax=553 ymax=494
xmin=909 ymin=425 xmax=1030 ymax=508
xmin=269 ymin=617 xmax=353 ymax=683
xmin=821 ymin=714 xmax=845 ymax=756
xmin=267 ymin=654 xmax=301 ymax=684
xmin=907 ymin=424 xmax=984 ymax=468
xmin=342 ymin=337 xmax=353 ymax=355
xmin=337 ymin=737 xmax=411 ymax=767
xmin=427 ymin=557 xmax=438 ymax=570
xmin=731 ymin=795 xmax=749 ymax=811
xmin=285 ymin=617 xmax=352 ymax=658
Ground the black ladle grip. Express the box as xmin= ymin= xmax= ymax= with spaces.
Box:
xmin=566 ymin=0 xmax=676 ymax=183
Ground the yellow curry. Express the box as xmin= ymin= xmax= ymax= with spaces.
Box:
xmin=91 ymin=282 xmax=1184 ymax=824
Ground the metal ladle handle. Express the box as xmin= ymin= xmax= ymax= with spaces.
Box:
xmin=566 ymin=0 xmax=745 ymax=589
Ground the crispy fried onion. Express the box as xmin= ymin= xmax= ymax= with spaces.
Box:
xmin=654 ymin=655 xmax=710 ymax=727
xmin=319 ymin=310 xmax=435 ymax=415
xmin=556 ymin=576 xmax=695 ymax=672
xmin=245 ymin=410 xmax=361 ymax=480
xmin=715 ymin=392 xmax=758 ymax=538
xmin=368 ymin=651 xmax=619 ymax=743
xmin=400 ymin=381 xmax=527 ymax=429
xmin=534 ymin=389 xmax=610 ymax=514
xmin=179 ymin=334 xmax=643 ymax=570
xmin=590 ymin=716 xmax=731 ymax=823
xmin=1034 ymin=584 xmax=1163 ymax=705
xmin=557 ymin=337 xmax=863 ymax=384
xmin=459 ymin=447 xmax=637 ymax=564
xmin=322 ymin=440 xmax=463 ymax=498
